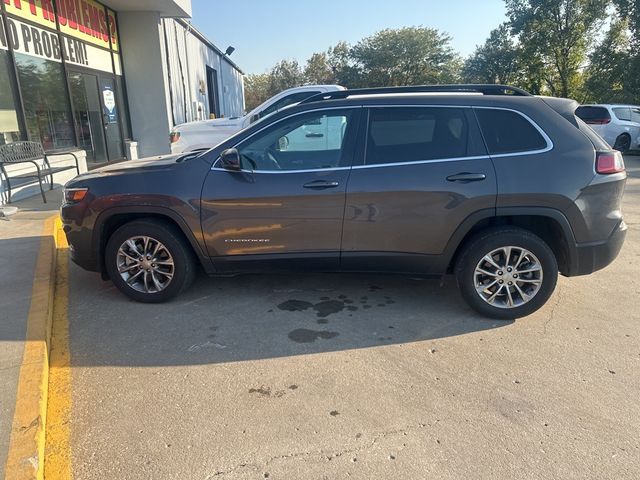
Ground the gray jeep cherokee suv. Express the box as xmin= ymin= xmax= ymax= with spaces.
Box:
xmin=61 ymin=85 xmax=627 ymax=319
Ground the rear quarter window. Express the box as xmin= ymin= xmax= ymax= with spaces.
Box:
xmin=475 ymin=109 xmax=548 ymax=155
xmin=613 ymin=107 xmax=632 ymax=121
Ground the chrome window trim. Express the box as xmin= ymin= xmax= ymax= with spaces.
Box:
xmin=211 ymin=104 xmax=555 ymax=173
xmin=211 ymin=166 xmax=352 ymax=174
xmin=351 ymin=155 xmax=491 ymax=170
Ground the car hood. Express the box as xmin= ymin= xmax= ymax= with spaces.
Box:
xmin=174 ymin=116 xmax=244 ymax=131
xmin=70 ymin=154 xmax=189 ymax=182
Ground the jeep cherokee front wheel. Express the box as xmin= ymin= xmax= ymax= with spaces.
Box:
xmin=105 ymin=219 xmax=195 ymax=303
xmin=456 ymin=227 xmax=558 ymax=320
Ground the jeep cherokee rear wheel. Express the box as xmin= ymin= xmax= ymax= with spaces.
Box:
xmin=456 ymin=227 xmax=558 ymax=320
xmin=105 ymin=220 xmax=195 ymax=303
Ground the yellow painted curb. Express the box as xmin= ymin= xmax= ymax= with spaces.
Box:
xmin=3 ymin=215 xmax=60 ymax=480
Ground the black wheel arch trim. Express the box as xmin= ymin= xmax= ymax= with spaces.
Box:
xmin=442 ymin=207 xmax=579 ymax=275
xmin=93 ymin=206 xmax=214 ymax=275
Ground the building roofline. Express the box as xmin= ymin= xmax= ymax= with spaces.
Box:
xmin=175 ymin=18 xmax=245 ymax=75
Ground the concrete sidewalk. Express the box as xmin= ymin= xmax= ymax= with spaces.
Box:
xmin=0 ymin=193 xmax=60 ymax=477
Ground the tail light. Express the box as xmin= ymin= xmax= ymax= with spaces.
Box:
xmin=596 ymin=151 xmax=625 ymax=174
xmin=169 ymin=131 xmax=181 ymax=143
xmin=586 ymin=118 xmax=611 ymax=125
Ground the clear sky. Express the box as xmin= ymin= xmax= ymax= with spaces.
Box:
xmin=190 ymin=0 xmax=507 ymax=75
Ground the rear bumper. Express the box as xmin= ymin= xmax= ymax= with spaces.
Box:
xmin=568 ymin=220 xmax=627 ymax=276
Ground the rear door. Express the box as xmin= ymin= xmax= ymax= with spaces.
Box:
xmin=200 ymin=107 xmax=361 ymax=271
xmin=341 ymin=106 xmax=497 ymax=273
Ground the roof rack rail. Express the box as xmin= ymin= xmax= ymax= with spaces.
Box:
xmin=300 ymin=84 xmax=532 ymax=104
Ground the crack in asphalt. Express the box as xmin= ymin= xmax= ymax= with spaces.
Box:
xmin=204 ymin=422 xmax=434 ymax=478
xmin=543 ymin=283 xmax=564 ymax=335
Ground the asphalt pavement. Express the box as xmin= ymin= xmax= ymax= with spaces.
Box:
xmin=59 ymin=156 xmax=640 ymax=479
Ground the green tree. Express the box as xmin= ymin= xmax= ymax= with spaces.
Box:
xmin=243 ymin=73 xmax=271 ymax=111
xmin=506 ymin=0 xmax=609 ymax=98
xmin=612 ymin=0 xmax=640 ymax=103
xmin=462 ymin=24 xmax=522 ymax=84
xmin=267 ymin=59 xmax=305 ymax=95
xmin=583 ymin=18 xmax=632 ymax=103
xmin=304 ymin=52 xmax=336 ymax=85
xmin=349 ymin=27 xmax=461 ymax=87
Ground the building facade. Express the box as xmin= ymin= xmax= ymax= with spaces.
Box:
xmin=0 ymin=0 xmax=244 ymax=202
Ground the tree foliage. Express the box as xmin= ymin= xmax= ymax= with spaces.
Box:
xmin=462 ymin=24 xmax=522 ymax=85
xmin=505 ymin=0 xmax=609 ymax=98
xmin=244 ymin=7 xmax=639 ymax=111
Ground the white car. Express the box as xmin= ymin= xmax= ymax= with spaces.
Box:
xmin=576 ymin=104 xmax=640 ymax=152
xmin=170 ymin=85 xmax=346 ymax=153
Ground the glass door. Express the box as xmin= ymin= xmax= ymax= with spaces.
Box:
xmin=99 ymin=76 xmax=124 ymax=160
xmin=68 ymin=71 xmax=108 ymax=163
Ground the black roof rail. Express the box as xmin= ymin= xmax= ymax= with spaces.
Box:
xmin=300 ymin=84 xmax=532 ymax=104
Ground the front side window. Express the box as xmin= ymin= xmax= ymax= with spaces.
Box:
xmin=14 ymin=54 xmax=74 ymax=150
xmin=631 ymin=108 xmax=640 ymax=124
xmin=365 ymin=107 xmax=470 ymax=165
xmin=476 ymin=109 xmax=548 ymax=155
xmin=237 ymin=109 xmax=354 ymax=171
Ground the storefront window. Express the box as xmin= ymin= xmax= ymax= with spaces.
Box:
xmin=14 ymin=53 xmax=74 ymax=150
xmin=0 ymin=50 xmax=22 ymax=145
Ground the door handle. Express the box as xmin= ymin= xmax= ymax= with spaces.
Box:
xmin=303 ymin=180 xmax=340 ymax=189
xmin=446 ymin=172 xmax=487 ymax=183
xmin=305 ymin=133 xmax=324 ymax=138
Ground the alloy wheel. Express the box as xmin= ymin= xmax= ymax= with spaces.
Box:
xmin=116 ymin=236 xmax=175 ymax=293
xmin=474 ymin=246 xmax=543 ymax=309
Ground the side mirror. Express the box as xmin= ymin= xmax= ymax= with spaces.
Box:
xmin=220 ymin=148 xmax=241 ymax=171
xmin=249 ymin=114 xmax=260 ymax=124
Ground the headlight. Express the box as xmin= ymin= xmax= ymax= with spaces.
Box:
xmin=64 ymin=187 xmax=89 ymax=203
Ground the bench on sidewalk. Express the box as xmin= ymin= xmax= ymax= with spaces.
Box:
xmin=0 ymin=141 xmax=81 ymax=204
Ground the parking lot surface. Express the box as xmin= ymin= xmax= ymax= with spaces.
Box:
xmin=59 ymin=157 xmax=639 ymax=479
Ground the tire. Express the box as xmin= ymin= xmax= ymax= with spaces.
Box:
xmin=455 ymin=227 xmax=558 ymax=320
xmin=105 ymin=219 xmax=196 ymax=303
xmin=613 ymin=134 xmax=631 ymax=153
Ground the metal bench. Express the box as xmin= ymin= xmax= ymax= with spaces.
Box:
xmin=0 ymin=141 xmax=80 ymax=204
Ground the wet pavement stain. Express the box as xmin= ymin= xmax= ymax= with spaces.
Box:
xmin=277 ymin=299 xmax=346 ymax=318
xmin=248 ymin=386 xmax=286 ymax=398
xmin=278 ymin=300 xmax=314 ymax=312
xmin=288 ymin=329 xmax=340 ymax=343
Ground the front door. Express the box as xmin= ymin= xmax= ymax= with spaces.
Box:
xmin=69 ymin=71 xmax=124 ymax=163
xmin=200 ymin=108 xmax=361 ymax=271
xmin=68 ymin=72 xmax=108 ymax=163
xmin=341 ymin=106 xmax=497 ymax=272
xmin=99 ymin=76 xmax=124 ymax=160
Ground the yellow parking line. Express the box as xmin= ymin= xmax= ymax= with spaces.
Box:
xmin=44 ymin=220 xmax=72 ymax=480
xmin=3 ymin=216 xmax=57 ymax=480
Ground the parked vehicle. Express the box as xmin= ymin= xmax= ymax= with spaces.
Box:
xmin=575 ymin=104 xmax=640 ymax=152
xmin=62 ymin=85 xmax=627 ymax=320
xmin=169 ymin=85 xmax=345 ymax=153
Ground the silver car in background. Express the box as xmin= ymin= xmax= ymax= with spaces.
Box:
xmin=576 ymin=104 xmax=640 ymax=152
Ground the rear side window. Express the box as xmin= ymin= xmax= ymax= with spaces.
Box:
xmin=613 ymin=107 xmax=631 ymax=121
xmin=475 ymin=109 xmax=548 ymax=155
xmin=575 ymin=106 xmax=611 ymax=125
xmin=366 ymin=107 xmax=470 ymax=164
